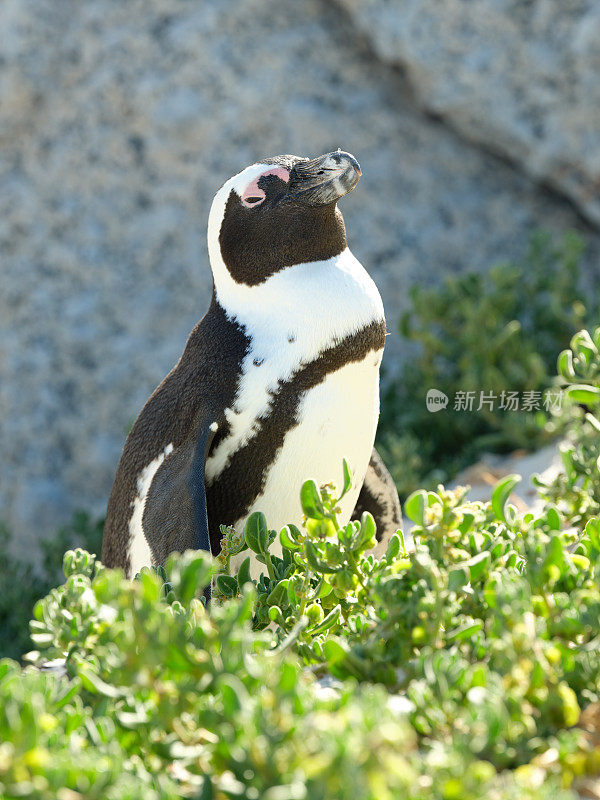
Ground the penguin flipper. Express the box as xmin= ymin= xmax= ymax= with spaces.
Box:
xmin=352 ymin=447 xmax=402 ymax=549
xmin=141 ymin=419 xmax=218 ymax=567
xmin=190 ymin=421 xmax=218 ymax=554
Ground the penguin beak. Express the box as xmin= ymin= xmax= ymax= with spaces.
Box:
xmin=285 ymin=151 xmax=361 ymax=207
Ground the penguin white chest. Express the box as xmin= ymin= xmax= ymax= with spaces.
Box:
xmin=247 ymin=352 xmax=381 ymax=521
xmin=226 ymin=348 xmax=383 ymax=574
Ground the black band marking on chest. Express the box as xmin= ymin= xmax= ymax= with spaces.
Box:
xmin=205 ymin=318 xmax=386 ymax=540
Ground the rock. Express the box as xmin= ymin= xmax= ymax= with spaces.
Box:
xmin=450 ymin=443 xmax=563 ymax=514
xmin=336 ymin=0 xmax=600 ymax=225
xmin=1 ymin=0 xmax=598 ymax=552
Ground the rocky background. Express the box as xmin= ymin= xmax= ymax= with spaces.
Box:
xmin=1 ymin=0 xmax=599 ymax=554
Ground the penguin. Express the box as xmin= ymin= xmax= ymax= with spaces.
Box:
xmin=102 ymin=150 xmax=402 ymax=579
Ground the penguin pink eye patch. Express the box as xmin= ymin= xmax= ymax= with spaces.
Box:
xmin=241 ymin=167 xmax=289 ymax=208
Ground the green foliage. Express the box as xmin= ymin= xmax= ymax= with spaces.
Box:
xmin=4 ymin=326 xmax=600 ymax=798
xmin=535 ymin=327 xmax=600 ymax=527
xmin=0 ymin=660 xmax=159 ymax=800
xmin=0 ymin=533 xmax=581 ymax=800
xmin=210 ymin=474 xmax=600 ymax=779
xmin=6 ymin=550 xmax=498 ymax=800
xmin=0 ymin=512 xmax=103 ymax=660
xmin=378 ymin=232 xmax=592 ymax=496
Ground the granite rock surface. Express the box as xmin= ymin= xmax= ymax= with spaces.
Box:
xmin=337 ymin=0 xmax=600 ymax=224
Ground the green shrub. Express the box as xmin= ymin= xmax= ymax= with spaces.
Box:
xmin=0 ymin=513 xmax=103 ymax=660
xmin=3 ymin=301 xmax=600 ymax=799
xmin=4 ymin=534 xmax=580 ymax=800
xmin=378 ymin=231 xmax=592 ymax=496
xmin=535 ymin=328 xmax=600 ymax=527
xmin=3 ymin=326 xmax=597 ymax=798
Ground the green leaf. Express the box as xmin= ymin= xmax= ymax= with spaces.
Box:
xmin=288 ymin=523 xmax=303 ymax=540
xmin=300 ymin=480 xmax=325 ymax=519
xmin=79 ymin=668 xmax=123 ymax=699
xmin=176 ymin=554 xmax=213 ymax=604
xmin=560 ymin=446 xmax=576 ymax=481
xmin=446 ymin=620 xmax=484 ymax=643
xmin=218 ymin=675 xmax=247 ymax=715
xmin=216 ymin=574 xmax=238 ymax=597
xmin=197 ymin=776 xmax=213 ymax=800
xmin=323 ymin=637 xmax=349 ymax=665
xmin=571 ymin=553 xmax=590 ymax=572
xmin=544 ymin=534 xmax=565 ymax=570
xmin=340 ymin=458 xmax=353 ymax=500
xmin=571 ymin=329 xmax=598 ymax=360
xmin=280 ymin=526 xmax=301 ymax=551
xmin=584 ymin=517 xmax=600 ymax=550
xmin=313 ymin=577 xmax=334 ymax=599
xmin=404 ymin=490 xmax=427 ymax=525
xmin=545 ymin=506 xmax=561 ymax=531
xmin=358 ymin=511 xmax=377 ymax=548
xmin=385 ymin=533 xmax=401 ymax=561
xmin=427 ymin=491 xmax=442 ymax=507
xmin=258 ymin=523 xmax=270 ymax=555
xmin=557 ymin=349 xmax=576 ymax=381
xmin=244 ymin=512 xmax=268 ymax=554
xmin=279 ymin=661 xmax=297 ymax=692
xmin=458 ymin=512 xmax=475 ymax=535
xmin=266 ymin=580 xmax=290 ymax=609
xmin=491 ymin=474 xmax=521 ymax=525
xmin=567 ymin=384 xmax=600 ymax=405
xmin=236 ymin=556 xmax=252 ymax=588
xmin=286 ymin=578 xmax=299 ymax=606
xmin=465 ymin=551 xmax=491 ymax=582
xmin=53 ymin=678 xmax=82 ymax=710
xmin=308 ymin=604 xmax=341 ymax=635
xmin=305 ymin=540 xmax=336 ymax=573
xmin=448 ymin=566 xmax=469 ymax=591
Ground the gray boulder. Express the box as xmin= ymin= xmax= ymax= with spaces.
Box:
xmin=337 ymin=0 xmax=600 ymax=224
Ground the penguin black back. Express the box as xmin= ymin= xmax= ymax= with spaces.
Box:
xmin=102 ymin=298 xmax=249 ymax=574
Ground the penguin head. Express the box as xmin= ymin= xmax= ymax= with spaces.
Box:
xmin=207 ymin=151 xmax=361 ymax=290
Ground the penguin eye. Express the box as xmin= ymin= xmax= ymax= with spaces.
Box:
xmin=241 ymin=192 xmax=266 ymax=208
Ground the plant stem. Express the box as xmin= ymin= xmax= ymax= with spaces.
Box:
xmin=264 ymin=552 xmax=276 ymax=582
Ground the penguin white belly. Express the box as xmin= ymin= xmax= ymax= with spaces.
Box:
xmin=229 ymin=351 xmax=382 ymax=574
